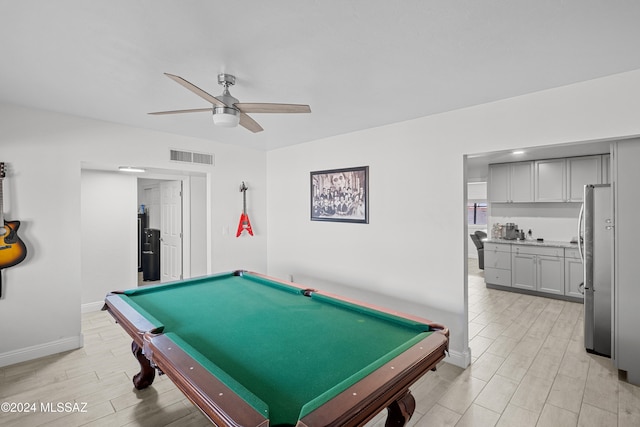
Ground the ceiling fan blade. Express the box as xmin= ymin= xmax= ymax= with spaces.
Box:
xmin=239 ymin=113 xmax=264 ymax=133
xmin=148 ymin=108 xmax=212 ymax=115
xmin=164 ymin=73 xmax=226 ymax=107
xmin=235 ymin=103 xmax=311 ymax=114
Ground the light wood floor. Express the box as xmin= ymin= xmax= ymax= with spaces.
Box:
xmin=1 ymin=264 xmax=639 ymax=426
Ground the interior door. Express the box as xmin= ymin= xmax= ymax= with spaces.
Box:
xmin=160 ymin=180 xmax=183 ymax=282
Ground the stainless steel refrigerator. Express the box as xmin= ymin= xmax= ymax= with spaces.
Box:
xmin=578 ymin=184 xmax=613 ymax=357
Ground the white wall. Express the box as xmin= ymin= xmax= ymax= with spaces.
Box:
xmin=138 ymin=179 xmax=161 ymax=229
xmin=266 ymin=68 xmax=640 ymax=368
xmin=0 ymin=104 xmax=267 ymax=366
xmin=81 ymin=170 xmax=138 ymax=309
xmin=0 ymin=134 xmax=83 ymax=364
xmin=612 ymin=139 xmax=640 ymax=384
xmin=189 ymin=175 xmax=208 ymax=277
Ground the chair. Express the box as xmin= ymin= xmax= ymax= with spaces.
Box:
xmin=470 ymin=231 xmax=486 ymax=270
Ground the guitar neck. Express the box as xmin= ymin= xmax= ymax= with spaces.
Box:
xmin=242 ymin=188 xmax=247 ymax=215
xmin=0 ymin=162 xmax=5 ymax=225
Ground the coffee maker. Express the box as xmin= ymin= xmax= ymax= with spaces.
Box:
xmin=504 ymin=223 xmax=518 ymax=240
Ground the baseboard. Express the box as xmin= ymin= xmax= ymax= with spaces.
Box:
xmin=0 ymin=335 xmax=84 ymax=368
xmin=486 ymin=283 xmax=583 ymax=303
xmin=82 ymin=300 xmax=105 ymax=313
xmin=444 ymin=347 xmax=471 ymax=369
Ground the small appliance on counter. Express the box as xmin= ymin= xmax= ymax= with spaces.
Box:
xmin=504 ymin=223 xmax=518 ymax=240
xmin=491 ymin=223 xmax=503 ymax=239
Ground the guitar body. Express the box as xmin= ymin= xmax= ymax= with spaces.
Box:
xmin=0 ymin=219 xmax=27 ymax=269
xmin=236 ymin=213 xmax=253 ymax=237
xmin=236 ymin=182 xmax=254 ymax=237
xmin=0 ymin=162 xmax=27 ymax=297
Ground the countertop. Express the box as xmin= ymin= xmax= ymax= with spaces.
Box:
xmin=484 ymin=238 xmax=578 ymax=249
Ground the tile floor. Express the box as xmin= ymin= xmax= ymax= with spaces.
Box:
xmin=1 ymin=263 xmax=639 ymax=426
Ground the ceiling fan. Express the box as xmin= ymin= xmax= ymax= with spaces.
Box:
xmin=149 ymin=73 xmax=311 ymax=133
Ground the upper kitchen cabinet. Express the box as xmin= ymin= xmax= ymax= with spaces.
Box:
xmin=488 ymin=161 xmax=534 ymax=203
xmin=490 ymin=155 xmax=607 ymax=203
xmin=534 ymin=155 xmax=602 ymax=202
xmin=601 ymin=154 xmax=610 ymax=184
xmin=535 ymin=158 xmax=566 ymax=202
xmin=566 ymin=155 xmax=602 ymax=202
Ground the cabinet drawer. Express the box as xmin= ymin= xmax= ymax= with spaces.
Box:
xmin=485 ymin=243 xmax=511 ymax=253
xmin=485 ymin=250 xmax=511 ymax=269
xmin=485 ymin=268 xmax=511 ymax=287
xmin=512 ymin=245 xmax=563 ymax=257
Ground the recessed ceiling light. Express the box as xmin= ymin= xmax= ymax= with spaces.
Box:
xmin=118 ymin=166 xmax=146 ymax=173
xmin=512 ymin=150 xmax=525 ymax=155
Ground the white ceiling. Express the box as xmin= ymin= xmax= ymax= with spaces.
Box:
xmin=2 ymin=1 xmax=640 ymax=152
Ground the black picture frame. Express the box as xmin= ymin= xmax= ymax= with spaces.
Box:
xmin=310 ymin=166 xmax=369 ymax=223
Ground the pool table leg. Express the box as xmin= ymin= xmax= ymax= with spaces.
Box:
xmin=131 ymin=341 xmax=156 ymax=390
xmin=385 ymin=390 xmax=416 ymax=426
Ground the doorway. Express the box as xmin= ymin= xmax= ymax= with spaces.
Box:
xmin=138 ymin=178 xmax=188 ymax=285
xmin=463 ymin=139 xmax=614 ymax=359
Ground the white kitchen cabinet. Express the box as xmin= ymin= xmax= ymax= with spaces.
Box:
xmin=533 ymin=155 xmax=602 ymax=202
xmin=492 ymin=155 xmax=606 ymax=204
xmin=510 ymin=162 xmax=535 ymax=202
xmin=484 ymin=242 xmax=512 ymax=287
xmin=535 ymin=158 xmax=566 ymax=202
xmin=512 ymin=251 xmax=536 ymax=290
xmin=537 ymin=255 xmax=564 ymax=295
xmin=566 ymin=156 xmax=602 ymax=202
xmin=488 ymin=164 xmax=510 ymax=203
xmin=564 ymin=248 xmax=584 ymax=299
xmin=601 ymin=154 xmax=610 ymax=184
xmin=511 ymin=245 xmax=564 ymax=295
xmin=488 ymin=162 xmax=534 ymax=203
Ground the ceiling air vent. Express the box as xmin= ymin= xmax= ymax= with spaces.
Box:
xmin=170 ymin=149 xmax=214 ymax=165
xmin=193 ymin=152 xmax=214 ymax=165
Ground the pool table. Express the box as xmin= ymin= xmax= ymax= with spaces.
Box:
xmin=103 ymin=271 xmax=449 ymax=427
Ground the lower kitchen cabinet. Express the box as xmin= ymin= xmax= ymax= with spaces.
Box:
xmin=511 ymin=248 xmax=564 ymax=295
xmin=537 ymin=255 xmax=564 ymax=295
xmin=512 ymin=252 xmax=536 ymax=290
xmin=564 ymin=248 xmax=584 ymax=298
xmin=484 ymin=243 xmax=512 ymax=287
xmin=484 ymin=241 xmax=580 ymax=300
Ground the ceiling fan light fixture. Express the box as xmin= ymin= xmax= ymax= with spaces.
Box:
xmin=152 ymin=72 xmax=310 ymax=133
xmin=212 ymin=106 xmax=240 ymax=127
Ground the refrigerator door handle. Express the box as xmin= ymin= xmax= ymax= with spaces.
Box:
xmin=577 ymin=202 xmax=585 ymax=263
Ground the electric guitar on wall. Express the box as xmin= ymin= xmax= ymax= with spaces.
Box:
xmin=0 ymin=162 xmax=27 ymax=297
xmin=236 ymin=182 xmax=253 ymax=237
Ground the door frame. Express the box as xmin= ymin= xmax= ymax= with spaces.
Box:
xmin=138 ymin=174 xmax=197 ymax=281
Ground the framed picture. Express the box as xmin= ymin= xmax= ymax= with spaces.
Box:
xmin=310 ymin=166 xmax=369 ymax=223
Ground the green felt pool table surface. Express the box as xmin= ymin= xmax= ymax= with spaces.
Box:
xmin=104 ymin=271 xmax=449 ymax=427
